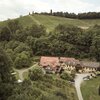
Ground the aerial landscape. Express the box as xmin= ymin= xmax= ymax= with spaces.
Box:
xmin=0 ymin=0 xmax=100 ymax=100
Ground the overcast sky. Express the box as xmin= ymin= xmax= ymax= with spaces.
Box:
xmin=0 ymin=0 xmax=100 ymax=21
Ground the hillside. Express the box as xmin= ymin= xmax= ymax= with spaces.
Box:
xmin=0 ymin=13 xmax=100 ymax=100
xmin=1 ymin=14 xmax=100 ymax=31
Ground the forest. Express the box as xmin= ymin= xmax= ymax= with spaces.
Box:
xmin=0 ymin=19 xmax=100 ymax=69
xmin=0 ymin=19 xmax=100 ymax=100
xmin=41 ymin=11 xmax=100 ymax=19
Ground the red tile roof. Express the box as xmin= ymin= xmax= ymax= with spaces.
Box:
xmin=40 ymin=56 xmax=80 ymax=69
xmin=40 ymin=56 xmax=59 ymax=68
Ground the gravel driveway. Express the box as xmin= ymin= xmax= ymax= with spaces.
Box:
xmin=15 ymin=63 xmax=38 ymax=81
xmin=75 ymin=73 xmax=90 ymax=100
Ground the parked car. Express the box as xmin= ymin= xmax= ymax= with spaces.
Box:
xmin=83 ymin=76 xmax=90 ymax=80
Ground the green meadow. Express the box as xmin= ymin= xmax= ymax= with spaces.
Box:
xmin=81 ymin=76 xmax=100 ymax=100
xmin=1 ymin=14 xmax=100 ymax=31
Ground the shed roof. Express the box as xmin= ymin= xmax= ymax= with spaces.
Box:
xmin=60 ymin=57 xmax=80 ymax=65
xmin=81 ymin=61 xmax=100 ymax=68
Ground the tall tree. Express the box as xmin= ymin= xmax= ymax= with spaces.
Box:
xmin=0 ymin=27 xmax=11 ymax=41
xmin=0 ymin=47 xmax=13 ymax=82
xmin=7 ymin=19 xmax=22 ymax=34
xmin=0 ymin=47 xmax=14 ymax=100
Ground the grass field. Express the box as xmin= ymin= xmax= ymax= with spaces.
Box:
xmin=1 ymin=14 xmax=100 ymax=32
xmin=81 ymin=76 xmax=100 ymax=100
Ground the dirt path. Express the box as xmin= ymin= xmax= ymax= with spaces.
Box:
xmin=75 ymin=73 xmax=90 ymax=100
xmin=29 ymin=15 xmax=50 ymax=32
xmin=15 ymin=63 xmax=38 ymax=80
xmin=29 ymin=15 xmax=40 ymax=25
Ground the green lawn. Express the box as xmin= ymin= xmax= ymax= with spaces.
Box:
xmin=81 ymin=76 xmax=100 ymax=100
xmin=1 ymin=14 xmax=100 ymax=32
xmin=31 ymin=14 xmax=89 ymax=31
xmin=16 ymin=71 xmax=20 ymax=80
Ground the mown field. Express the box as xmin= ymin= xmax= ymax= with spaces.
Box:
xmin=81 ymin=76 xmax=100 ymax=100
xmin=1 ymin=14 xmax=100 ymax=31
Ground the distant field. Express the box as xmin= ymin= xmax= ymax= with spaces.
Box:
xmin=81 ymin=76 xmax=100 ymax=100
xmin=0 ymin=14 xmax=100 ymax=31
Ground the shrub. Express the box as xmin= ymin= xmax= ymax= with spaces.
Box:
xmin=71 ymin=70 xmax=76 ymax=78
xmin=29 ymin=67 xmax=44 ymax=81
xmin=60 ymin=72 xmax=74 ymax=81
xmin=14 ymin=52 xmax=31 ymax=69
xmin=54 ymin=89 xmax=67 ymax=100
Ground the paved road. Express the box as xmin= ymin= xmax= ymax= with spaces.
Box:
xmin=14 ymin=63 xmax=38 ymax=81
xmin=75 ymin=73 xmax=90 ymax=100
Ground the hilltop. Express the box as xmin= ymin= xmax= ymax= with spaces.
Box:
xmin=0 ymin=13 xmax=100 ymax=100
xmin=1 ymin=14 xmax=100 ymax=31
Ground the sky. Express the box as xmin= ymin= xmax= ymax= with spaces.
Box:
xmin=0 ymin=0 xmax=100 ymax=21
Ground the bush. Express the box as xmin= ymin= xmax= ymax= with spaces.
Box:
xmin=29 ymin=67 xmax=44 ymax=81
xmin=60 ymin=72 xmax=74 ymax=81
xmin=14 ymin=52 xmax=31 ymax=69
xmin=71 ymin=70 xmax=76 ymax=78
xmin=54 ymin=89 xmax=67 ymax=100
xmin=40 ymin=94 xmax=63 ymax=100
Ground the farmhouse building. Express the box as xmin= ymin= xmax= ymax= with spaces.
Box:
xmin=59 ymin=57 xmax=81 ymax=73
xmin=40 ymin=56 xmax=82 ymax=73
xmin=40 ymin=56 xmax=60 ymax=73
xmin=40 ymin=56 xmax=100 ymax=73
xmin=81 ymin=61 xmax=100 ymax=73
